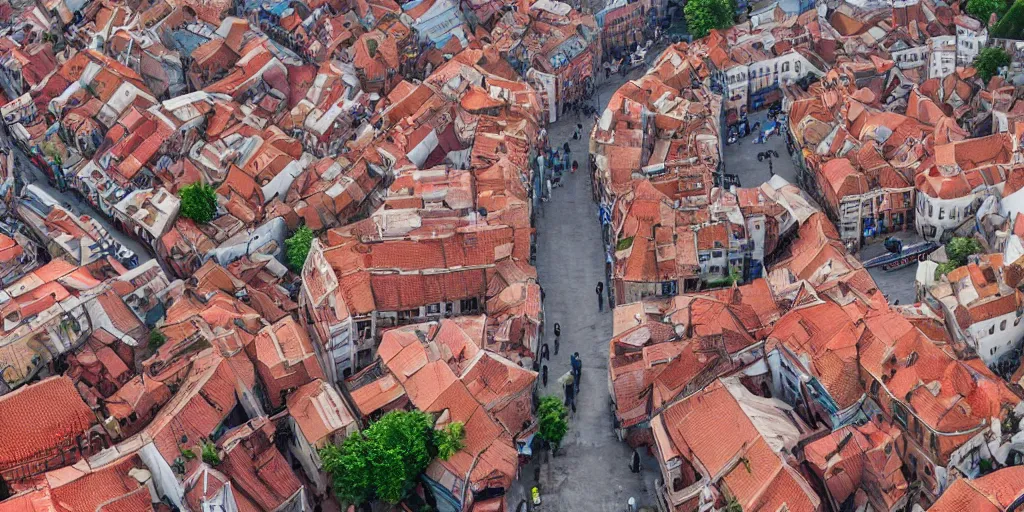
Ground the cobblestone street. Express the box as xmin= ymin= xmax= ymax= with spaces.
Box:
xmin=511 ymin=71 xmax=660 ymax=511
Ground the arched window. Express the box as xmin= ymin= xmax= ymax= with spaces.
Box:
xmin=782 ymin=61 xmax=790 ymax=72
xmin=795 ymin=61 xmax=802 ymax=74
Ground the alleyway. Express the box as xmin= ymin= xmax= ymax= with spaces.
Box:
xmin=524 ymin=71 xmax=660 ymax=510
xmin=0 ymin=134 xmax=153 ymax=264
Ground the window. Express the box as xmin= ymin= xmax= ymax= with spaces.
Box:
xmin=356 ymin=320 xmax=372 ymax=339
xmin=1015 ymin=316 xmax=1021 ymax=327
xmin=661 ymin=281 xmax=678 ymax=296
xmin=1001 ymin=320 xmax=1007 ymax=331
xmin=782 ymin=61 xmax=790 ymax=72
xmin=938 ymin=207 xmax=945 ymax=220
xmin=398 ymin=308 xmax=418 ymax=322
xmin=990 ymin=325 xmax=996 ymax=335
xmin=928 ymin=203 xmax=934 ymax=217
xmin=426 ymin=303 xmax=441 ymax=315
xmin=795 ymin=61 xmax=801 ymax=74
xmin=460 ymin=297 xmax=479 ymax=313
xmin=870 ymin=380 xmax=880 ymax=397
xmin=712 ymin=250 xmax=723 ymax=258
xmin=893 ymin=402 xmax=909 ymax=427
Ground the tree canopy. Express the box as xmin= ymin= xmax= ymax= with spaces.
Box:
xmin=537 ymin=396 xmax=568 ymax=451
xmin=178 ymin=182 xmax=217 ymax=224
xmin=992 ymin=0 xmax=1024 ymax=38
xmin=973 ymin=47 xmax=1012 ymax=82
xmin=435 ymin=422 xmax=466 ymax=460
xmin=684 ymin=0 xmax=735 ymax=39
xmin=935 ymin=236 xmax=984 ymax=279
xmin=285 ymin=226 xmax=315 ymax=272
xmin=319 ymin=410 xmax=436 ymax=505
xmin=967 ymin=0 xmax=1007 ymax=25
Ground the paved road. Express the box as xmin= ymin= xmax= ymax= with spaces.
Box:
xmin=1 ymin=134 xmax=153 ymax=264
xmin=514 ymin=70 xmax=659 ymax=511
xmin=723 ymin=111 xmax=922 ymax=306
xmin=722 ymin=111 xmax=796 ymax=188
xmin=860 ymin=232 xmax=924 ymax=306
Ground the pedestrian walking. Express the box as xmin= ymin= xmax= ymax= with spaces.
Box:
xmin=540 ymin=343 xmax=550 ymax=362
xmin=563 ymin=141 xmax=570 ymax=154
xmin=541 ymin=364 xmax=548 ymax=386
xmin=571 ymin=160 xmax=579 ymax=174
xmin=596 ymin=281 xmax=604 ymax=311
xmin=571 ymin=352 xmax=582 ymax=392
xmin=553 ymin=322 xmax=561 ymax=355
xmin=562 ymin=372 xmax=576 ymax=408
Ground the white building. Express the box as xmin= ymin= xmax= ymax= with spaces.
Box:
xmin=914 ymin=187 xmax=986 ymax=241
xmin=955 ymin=15 xmax=987 ymax=68
xmin=928 ymin=254 xmax=1024 ymax=368
xmin=891 ymin=41 xmax=928 ymax=71
xmin=715 ymin=49 xmax=826 ymax=116
xmin=928 ymin=36 xmax=957 ymax=79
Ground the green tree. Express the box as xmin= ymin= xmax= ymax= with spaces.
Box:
xmin=537 ymin=396 xmax=568 ymax=452
xmin=967 ymin=0 xmax=1007 ymax=24
xmin=993 ymin=0 xmax=1024 ymax=38
xmin=435 ymin=422 xmax=465 ymax=460
xmin=201 ymin=441 xmax=220 ymax=465
xmin=946 ymin=237 xmax=983 ymax=265
xmin=178 ymin=182 xmax=217 ymax=224
xmin=148 ymin=328 xmax=166 ymax=350
xmin=974 ymin=47 xmax=1012 ymax=82
xmin=935 ymin=237 xmax=984 ymax=279
xmin=935 ymin=261 xmax=959 ymax=279
xmin=319 ymin=410 xmax=435 ymax=505
xmin=684 ymin=0 xmax=735 ymax=39
xmin=286 ymin=226 xmax=315 ymax=272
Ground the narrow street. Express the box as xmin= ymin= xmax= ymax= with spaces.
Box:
xmin=523 ymin=70 xmax=660 ymax=511
xmin=1 ymin=134 xmax=153 ymax=264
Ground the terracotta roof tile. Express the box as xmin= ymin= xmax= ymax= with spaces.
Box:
xmin=287 ymin=379 xmax=357 ymax=447
xmin=0 ymin=376 xmax=95 ymax=471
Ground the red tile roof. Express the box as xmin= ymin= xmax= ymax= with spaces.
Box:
xmin=0 ymin=376 xmax=95 ymax=471
xmin=929 ymin=466 xmax=1024 ymax=512
xmin=287 ymin=379 xmax=357 ymax=447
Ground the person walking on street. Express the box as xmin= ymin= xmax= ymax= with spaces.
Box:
xmin=571 ymin=352 xmax=582 ymax=393
xmin=596 ymin=281 xmax=604 ymax=311
xmin=553 ymin=322 xmax=561 ymax=355
xmin=540 ymin=343 xmax=550 ymax=362
xmin=563 ymin=372 xmax=576 ymax=412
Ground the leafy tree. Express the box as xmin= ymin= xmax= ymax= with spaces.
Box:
xmin=946 ymin=237 xmax=983 ymax=266
xmin=148 ymin=328 xmax=166 ymax=350
xmin=435 ymin=422 xmax=465 ymax=460
xmin=974 ymin=47 xmax=1012 ymax=82
xmin=537 ymin=396 xmax=568 ymax=452
xmin=935 ymin=261 xmax=959 ymax=279
xmin=201 ymin=441 xmax=220 ymax=465
xmin=684 ymin=0 xmax=735 ymax=39
xmin=320 ymin=410 xmax=435 ymax=505
xmin=992 ymin=0 xmax=1024 ymax=38
xmin=286 ymin=225 xmax=315 ymax=272
xmin=967 ymin=0 xmax=1007 ymax=25
xmin=935 ymin=237 xmax=983 ymax=279
xmin=178 ymin=182 xmax=217 ymax=224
